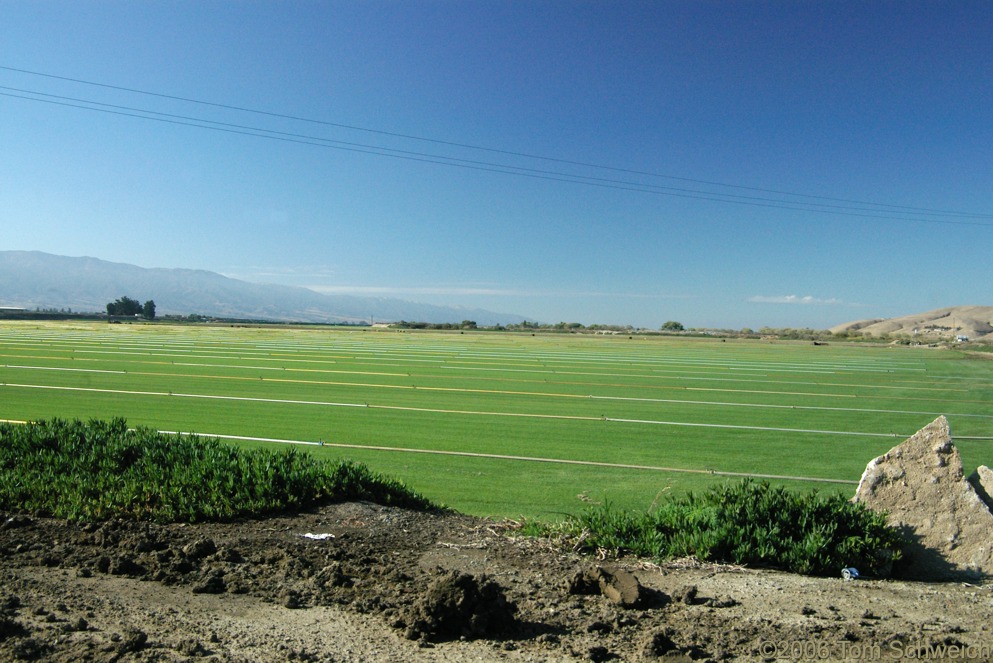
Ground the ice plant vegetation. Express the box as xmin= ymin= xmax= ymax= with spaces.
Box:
xmin=529 ymin=480 xmax=904 ymax=577
xmin=0 ymin=418 xmax=434 ymax=523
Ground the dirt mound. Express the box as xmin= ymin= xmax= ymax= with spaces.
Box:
xmin=401 ymin=570 xmax=517 ymax=642
xmin=854 ymin=416 xmax=993 ymax=581
xmin=2 ymin=500 xmax=992 ymax=660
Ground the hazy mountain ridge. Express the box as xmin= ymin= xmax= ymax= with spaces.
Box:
xmin=830 ymin=306 xmax=993 ymax=341
xmin=0 ymin=251 xmax=526 ymax=326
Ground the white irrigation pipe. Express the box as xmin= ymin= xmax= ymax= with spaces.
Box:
xmin=8 ymin=381 xmax=990 ymax=439
xmin=0 ymin=412 xmax=880 ymax=483
xmin=162 ymin=430 xmax=860 ymax=486
xmin=443 ymin=365 xmax=975 ymax=393
xmin=6 ymin=364 xmax=992 ymax=421
xmin=4 ymin=364 xmax=127 ymax=375
xmin=1 ymin=334 xmax=926 ymax=374
xmin=588 ymin=394 xmax=993 ymax=420
xmin=2 ymin=349 xmax=975 ymax=394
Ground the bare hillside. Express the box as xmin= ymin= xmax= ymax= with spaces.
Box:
xmin=831 ymin=306 xmax=993 ymax=341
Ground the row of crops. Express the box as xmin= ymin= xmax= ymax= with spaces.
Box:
xmin=1 ymin=321 xmax=991 ymax=517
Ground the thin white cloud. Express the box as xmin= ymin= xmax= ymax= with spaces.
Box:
xmin=223 ymin=266 xmax=693 ymax=301
xmin=307 ymin=285 xmax=692 ymax=300
xmin=308 ymin=285 xmax=519 ymax=297
xmin=747 ymin=295 xmax=843 ymax=305
xmin=222 ymin=266 xmax=339 ymax=281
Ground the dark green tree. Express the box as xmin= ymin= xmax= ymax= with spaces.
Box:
xmin=142 ymin=300 xmax=156 ymax=320
xmin=661 ymin=321 xmax=685 ymax=332
xmin=107 ymin=296 xmax=142 ymax=316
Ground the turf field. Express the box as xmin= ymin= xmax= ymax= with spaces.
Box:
xmin=1 ymin=321 xmax=991 ymax=518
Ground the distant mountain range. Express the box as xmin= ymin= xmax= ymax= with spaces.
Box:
xmin=0 ymin=251 xmax=527 ymax=326
xmin=831 ymin=306 xmax=993 ymax=341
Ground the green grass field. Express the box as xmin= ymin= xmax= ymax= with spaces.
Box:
xmin=2 ymin=321 xmax=991 ymax=519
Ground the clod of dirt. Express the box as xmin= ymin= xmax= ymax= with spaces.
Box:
xmin=183 ymin=538 xmax=218 ymax=560
xmin=281 ymin=588 xmax=303 ymax=609
xmin=10 ymin=637 xmax=48 ymax=659
xmin=587 ymin=644 xmax=616 ymax=662
xmin=177 ymin=637 xmax=211 ymax=657
xmin=569 ymin=565 xmax=649 ymax=608
xmin=116 ymin=628 xmax=148 ymax=654
xmin=677 ymin=584 xmax=699 ymax=605
xmin=0 ymin=614 xmax=27 ymax=642
xmin=596 ymin=567 xmax=644 ymax=608
xmin=567 ymin=568 xmax=600 ymax=595
xmin=642 ymin=630 xmax=679 ymax=657
xmin=316 ymin=562 xmax=354 ymax=588
xmin=109 ymin=555 xmax=145 ymax=577
xmin=585 ymin=620 xmax=613 ymax=634
xmin=401 ymin=570 xmax=516 ymax=642
xmin=191 ymin=569 xmax=226 ymax=594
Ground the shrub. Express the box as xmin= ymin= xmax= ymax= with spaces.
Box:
xmin=0 ymin=418 xmax=434 ymax=523
xmin=531 ymin=479 xmax=903 ymax=577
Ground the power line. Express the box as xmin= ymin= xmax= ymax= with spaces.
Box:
xmin=6 ymin=64 xmax=989 ymax=220
xmin=2 ymin=66 xmax=991 ymax=226
xmin=8 ymin=84 xmax=984 ymax=222
xmin=5 ymin=89 xmax=991 ymax=227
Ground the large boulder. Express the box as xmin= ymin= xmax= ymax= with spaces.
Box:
xmin=853 ymin=416 xmax=993 ymax=581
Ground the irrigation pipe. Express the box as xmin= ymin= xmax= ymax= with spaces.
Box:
xmin=6 ymin=363 xmax=992 ymax=416
xmin=163 ymin=430 xmax=860 ymax=486
xmin=6 ymin=381 xmax=992 ymax=439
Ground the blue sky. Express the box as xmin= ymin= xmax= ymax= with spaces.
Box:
xmin=1 ymin=1 xmax=991 ymax=329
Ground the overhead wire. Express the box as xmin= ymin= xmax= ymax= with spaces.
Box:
xmin=5 ymin=84 xmax=982 ymax=222
xmin=3 ymin=64 xmax=987 ymax=220
xmin=2 ymin=65 xmax=992 ymax=227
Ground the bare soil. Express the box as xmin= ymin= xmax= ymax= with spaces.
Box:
xmin=2 ymin=503 xmax=992 ymax=662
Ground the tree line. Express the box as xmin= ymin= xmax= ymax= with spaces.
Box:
xmin=106 ymin=296 xmax=156 ymax=320
xmin=389 ymin=320 xmax=686 ymax=333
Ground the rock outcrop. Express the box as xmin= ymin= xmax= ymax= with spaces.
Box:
xmin=854 ymin=417 xmax=993 ymax=581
